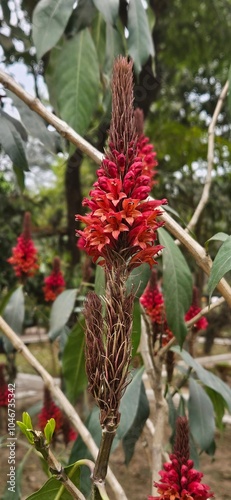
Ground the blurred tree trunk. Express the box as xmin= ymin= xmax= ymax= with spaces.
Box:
xmin=65 ymin=149 xmax=83 ymax=266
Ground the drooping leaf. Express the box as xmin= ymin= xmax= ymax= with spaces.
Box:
xmin=26 ymin=463 xmax=80 ymax=500
xmin=122 ymin=381 xmax=149 ymax=465
xmin=158 ymin=227 xmax=193 ymax=347
xmin=0 ymin=287 xmax=18 ymax=315
xmin=32 ymin=0 xmax=75 ymax=60
xmin=188 ymin=377 xmax=215 ymax=452
xmin=126 ymin=263 xmax=150 ymax=298
xmin=94 ymin=264 xmax=105 ymax=297
xmin=207 ymin=235 xmax=231 ymax=298
xmin=7 ymin=90 xmax=58 ymax=152
xmin=0 ymin=110 xmax=29 ymax=171
xmin=0 ymin=109 xmax=28 ymax=141
xmin=13 ymin=165 xmax=25 ymax=191
xmin=48 ymin=289 xmax=77 ymax=341
xmin=62 ymin=321 xmax=87 ymax=403
xmin=205 ymin=387 xmax=227 ymax=430
xmin=172 ymin=346 xmax=231 ymax=411
xmin=92 ymin=0 xmax=119 ymax=25
xmin=131 ymin=300 xmax=142 ymax=356
xmin=2 ymin=287 xmax=25 ymax=352
xmin=127 ymin=0 xmax=154 ymax=74
xmin=45 ymin=30 xmax=100 ymax=136
xmin=205 ymin=232 xmax=229 ymax=252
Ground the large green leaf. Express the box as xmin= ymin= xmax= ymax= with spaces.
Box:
xmin=188 ymin=377 xmax=215 ymax=452
xmin=45 ymin=30 xmax=100 ymax=136
xmin=2 ymin=287 xmax=25 ymax=352
xmin=92 ymin=0 xmax=119 ymax=25
xmin=0 ymin=109 xmax=28 ymax=141
xmin=26 ymin=463 xmax=80 ymax=499
xmin=104 ymin=23 xmax=125 ymax=76
xmin=131 ymin=300 xmax=142 ymax=356
xmin=172 ymin=346 xmax=231 ymax=412
xmin=158 ymin=228 xmax=193 ymax=347
xmin=207 ymin=235 xmax=231 ymax=298
xmin=122 ymin=380 xmax=149 ymax=465
xmin=32 ymin=0 xmax=74 ymax=60
xmin=62 ymin=321 xmax=87 ymax=403
xmin=0 ymin=110 xmax=29 ymax=171
xmin=127 ymin=0 xmax=154 ymax=74
xmin=48 ymin=289 xmax=77 ymax=340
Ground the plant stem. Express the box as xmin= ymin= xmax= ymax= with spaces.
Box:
xmin=92 ymin=427 xmax=117 ymax=499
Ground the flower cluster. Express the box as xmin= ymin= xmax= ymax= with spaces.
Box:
xmin=38 ymin=388 xmax=77 ymax=446
xmin=140 ymin=274 xmax=208 ymax=349
xmin=149 ymin=417 xmax=213 ymax=500
xmin=184 ymin=287 xmax=208 ymax=332
xmin=135 ymin=107 xmax=158 ymax=189
xmin=43 ymin=257 xmax=66 ymax=302
xmin=7 ymin=212 xmax=39 ymax=280
xmin=140 ymin=269 xmax=173 ymax=347
xmin=76 ymin=58 xmax=167 ymax=271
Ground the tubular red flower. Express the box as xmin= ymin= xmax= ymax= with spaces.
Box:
xmin=184 ymin=287 xmax=208 ymax=331
xmin=7 ymin=212 xmax=39 ymax=280
xmin=43 ymin=257 xmax=66 ymax=302
xmin=76 ymin=57 xmax=167 ymax=270
xmin=148 ymin=417 xmax=214 ymax=500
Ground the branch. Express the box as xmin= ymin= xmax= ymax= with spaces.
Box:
xmin=1 ymin=70 xmax=231 ymax=304
xmin=0 ymin=316 xmax=128 ymax=500
xmin=186 ymin=80 xmax=229 ymax=232
xmin=0 ymin=69 xmax=103 ymax=166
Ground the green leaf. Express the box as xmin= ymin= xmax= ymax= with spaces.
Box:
xmin=22 ymin=411 xmax=33 ymax=430
xmin=126 ymin=263 xmax=150 ymax=298
xmin=205 ymin=387 xmax=227 ymax=430
xmin=44 ymin=418 xmax=56 ymax=444
xmin=48 ymin=289 xmax=77 ymax=340
xmin=104 ymin=23 xmax=125 ymax=76
xmin=127 ymin=0 xmax=154 ymax=74
xmin=2 ymin=287 xmax=25 ymax=352
xmin=207 ymin=235 xmax=231 ymax=298
xmin=45 ymin=30 xmax=100 ymax=136
xmin=92 ymin=0 xmax=119 ymax=25
xmin=65 ymin=0 xmax=97 ymax=36
xmin=172 ymin=346 xmax=231 ymax=412
xmin=0 ymin=287 xmax=18 ymax=315
xmin=13 ymin=165 xmax=25 ymax=191
xmin=94 ymin=264 xmax=105 ymax=296
xmin=122 ymin=381 xmax=149 ymax=465
xmin=188 ymin=378 xmax=215 ymax=451
xmin=0 ymin=110 xmax=29 ymax=171
xmin=158 ymin=227 xmax=193 ymax=347
xmin=62 ymin=321 xmax=87 ymax=403
xmin=32 ymin=0 xmax=75 ymax=60
xmin=131 ymin=300 xmax=141 ymax=356
xmin=0 ymin=109 xmax=28 ymax=141
xmin=26 ymin=463 xmax=80 ymax=500
xmin=205 ymin=232 xmax=229 ymax=252
xmin=228 ymin=64 xmax=231 ymax=117
xmin=17 ymin=421 xmax=34 ymax=445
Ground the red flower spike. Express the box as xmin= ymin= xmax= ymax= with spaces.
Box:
xmin=7 ymin=212 xmax=39 ymax=280
xmin=148 ymin=417 xmax=214 ymax=500
xmin=43 ymin=257 xmax=66 ymax=302
xmin=38 ymin=388 xmax=77 ymax=445
xmin=0 ymin=364 xmax=9 ymax=407
xmin=185 ymin=287 xmax=208 ymax=331
xmin=140 ymin=269 xmax=173 ymax=346
xmin=134 ymin=107 xmax=158 ymax=188
xmin=76 ymin=57 xmax=167 ymax=270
